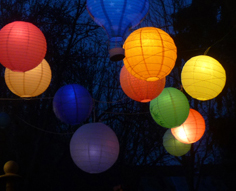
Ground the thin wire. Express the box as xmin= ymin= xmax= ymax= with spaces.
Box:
xmin=17 ymin=116 xmax=74 ymax=135
xmin=204 ymin=26 xmax=236 ymax=55
xmin=92 ymin=97 xmax=128 ymax=103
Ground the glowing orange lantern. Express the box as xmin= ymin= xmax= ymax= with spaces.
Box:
xmin=120 ymin=65 xmax=165 ymax=102
xmin=181 ymin=55 xmax=226 ymax=101
xmin=0 ymin=21 xmax=47 ymax=72
xmin=171 ymin=108 xmax=205 ymax=144
xmin=5 ymin=59 xmax=51 ymax=97
xmin=123 ymin=27 xmax=177 ymax=81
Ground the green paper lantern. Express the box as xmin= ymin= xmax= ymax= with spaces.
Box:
xmin=163 ymin=129 xmax=191 ymax=156
xmin=150 ymin=87 xmax=190 ymax=128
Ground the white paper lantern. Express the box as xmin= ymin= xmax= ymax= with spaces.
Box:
xmin=70 ymin=123 xmax=119 ymax=174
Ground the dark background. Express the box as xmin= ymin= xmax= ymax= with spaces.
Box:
xmin=0 ymin=0 xmax=235 ymax=190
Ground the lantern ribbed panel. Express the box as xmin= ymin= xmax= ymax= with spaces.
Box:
xmin=5 ymin=59 xmax=51 ymax=98
xmin=0 ymin=21 xmax=47 ymax=72
xmin=181 ymin=55 xmax=226 ymax=101
xmin=70 ymin=123 xmax=119 ymax=174
xmin=120 ymin=65 xmax=165 ymax=102
xmin=123 ymin=27 xmax=177 ymax=81
xmin=86 ymin=0 xmax=149 ymax=46
xmin=171 ymin=109 xmax=205 ymax=144
xmin=163 ymin=129 xmax=191 ymax=156
xmin=150 ymin=87 xmax=190 ymax=128
xmin=53 ymin=84 xmax=93 ymax=126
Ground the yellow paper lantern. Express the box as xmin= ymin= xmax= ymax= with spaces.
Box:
xmin=5 ymin=59 xmax=51 ymax=97
xmin=123 ymin=27 xmax=177 ymax=81
xmin=181 ymin=55 xmax=226 ymax=101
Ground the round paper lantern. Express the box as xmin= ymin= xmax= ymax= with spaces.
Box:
xmin=0 ymin=21 xmax=47 ymax=72
xmin=53 ymin=84 xmax=93 ymax=125
xmin=163 ymin=129 xmax=191 ymax=156
xmin=120 ymin=65 xmax=166 ymax=102
xmin=86 ymin=0 xmax=149 ymax=61
xmin=123 ymin=27 xmax=177 ymax=81
xmin=70 ymin=122 xmax=119 ymax=173
xmin=5 ymin=59 xmax=51 ymax=98
xmin=0 ymin=112 xmax=10 ymax=129
xmin=181 ymin=55 xmax=226 ymax=101
xmin=150 ymin=87 xmax=190 ymax=128
xmin=171 ymin=109 xmax=205 ymax=144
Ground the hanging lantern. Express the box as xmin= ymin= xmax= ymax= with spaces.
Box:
xmin=120 ymin=65 xmax=165 ymax=102
xmin=171 ymin=108 xmax=205 ymax=144
xmin=0 ymin=112 xmax=10 ymax=129
xmin=123 ymin=27 xmax=177 ymax=81
xmin=163 ymin=129 xmax=191 ymax=156
xmin=86 ymin=0 xmax=149 ymax=61
xmin=5 ymin=59 xmax=51 ymax=98
xmin=53 ymin=84 xmax=93 ymax=125
xmin=150 ymin=87 xmax=190 ymax=128
xmin=181 ymin=55 xmax=226 ymax=101
xmin=0 ymin=21 xmax=47 ymax=72
xmin=70 ymin=122 xmax=119 ymax=173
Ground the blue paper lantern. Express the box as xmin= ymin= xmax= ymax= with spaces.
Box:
xmin=0 ymin=112 xmax=10 ymax=129
xmin=86 ymin=0 xmax=149 ymax=61
xmin=53 ymin=84 xmax=93 ymax=125
xmin=70 ymin=122 xmax=119 ymax=173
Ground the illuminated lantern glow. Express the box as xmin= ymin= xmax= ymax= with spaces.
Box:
xmin=171 ymin=108 xmax=205 ymax=144
xmin=53 ymin=84 xmax=93 ymax=125
xmin=123 ymin=27 xmax=177 ymax=81
xmin=86 ymin=0 xmax=149 ymax=61
xmin=150 ymin=87 xmax=190 ymax=128
xmin=163 ymin=129 xmax=191 ymax=156
xmin=70 ymin=122 xmax=119 ymax=173
xmin=0 ymin=112 xmax=10 ymax=129
xmin=0 ymin=21 xmax=47 ymax=72
xmin=181 ymin=55 xmax=226 ymax=101
xmin=5 ymin=59 xmax=51 ymax=98
xmin=120 ymin=65 xmax=166 ymax=102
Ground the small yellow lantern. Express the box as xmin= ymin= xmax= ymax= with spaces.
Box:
xmin=123 ymin=27 xmax=177 ymax=81
xmin=5 ymin=59 xmax=51 ymax=97
xmin=181 ymin=55 xmax=226 ymax=101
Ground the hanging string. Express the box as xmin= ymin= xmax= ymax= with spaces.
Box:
xmin=16 ymin=116 xmax=74 ymax=135
xmin=204 ymin=26 xmax=236 ymax=55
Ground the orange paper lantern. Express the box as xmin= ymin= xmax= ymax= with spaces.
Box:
xmin=5 ymin=59 xmax=51 ymax=97
xmin=123 ymin=27 xmax=177 ymax=81
xmin=120 ymin=66 xmax=166 ymax=102
xmin=0 ymin=21 xmax=47 ymax=72
xmin=171 ymin=108 xmax=205 ymax=144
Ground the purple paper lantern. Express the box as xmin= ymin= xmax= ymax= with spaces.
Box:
xmin=70 ymin=123 xmax=120 ymax=173
xmin=53 ymin=84 xmax=93 ymax=125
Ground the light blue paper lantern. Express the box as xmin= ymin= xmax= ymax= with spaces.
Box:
xmin=86 ymin=0 xmax=149 ymax=61
xmin=53 ymin=84 xmax=93 ymax=125
xmin=70 ymin=123 xmax=120 ymax=173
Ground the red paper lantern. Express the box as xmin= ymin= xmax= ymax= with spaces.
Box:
xmin=171 ymin=109 xmax=205 ymax=144
xmin=0 ymin=21 xmax=47 ymax=72
xmin=120 ymin=66 xmax=166 ymax=102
